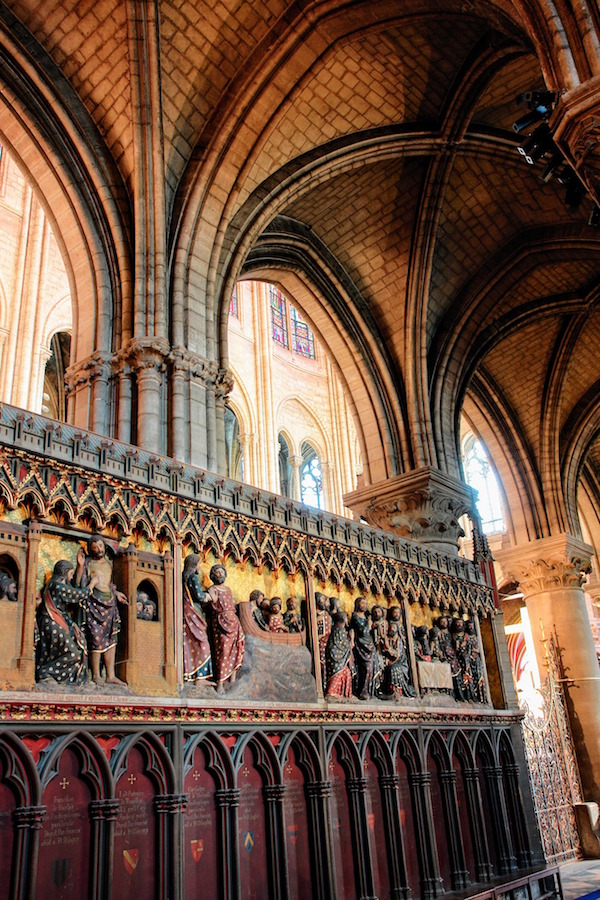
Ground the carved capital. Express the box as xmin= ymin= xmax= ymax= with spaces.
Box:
xmin=305 ymin=780 xmax=332 ymax=800
xmin=344 ymin=468 xmax=475 ymax=554
xmin=154 ymin=793 xmax=187 ymax=815
xmin=263 ymin=784 xmax=286 ymax=802
xmin=497 ymin=534 xmax=592 ymax=596
xmin=65 ymin=352 xmax=113 ymax=393
xmin=551 ymin=77 xmax=600 ymax=204
xmin=13 ymin=805 xmax=46 ymax=829
xmin=89 ymin=798 xmax=120 ymax=821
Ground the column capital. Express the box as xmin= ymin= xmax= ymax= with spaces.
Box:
xmin=89 ymin=798 xmax=120 ymax=820
xmin=344 ymin=467 xmax=475 ymax=554
xmin=497 ymin=534 xmax=592 ymax=595
xmin=551 ymin=77 xmax=600 ymax=204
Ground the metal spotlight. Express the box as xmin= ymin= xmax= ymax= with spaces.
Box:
xmin=512 ymin=109 xmax=545 ymax=134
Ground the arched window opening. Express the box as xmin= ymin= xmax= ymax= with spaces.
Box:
xmin=270 ymin=284 xmax=288 ymax=348
xmin=42 ymin=331 xmax=71 ymax=422
xmin=278 ymin=433 xmax=292 ymax=498
xmin=462 ymin=434 xmax=505 ymax=534
xmin=300 ymin=441 xmax=323 ymax=509
xmin=290 ymin=305 xmax=315 ymax=358
xmin=224 ymin=406 xmax=244 ymax=481
xmin=229 ymin=285 xmax=239 ymax=318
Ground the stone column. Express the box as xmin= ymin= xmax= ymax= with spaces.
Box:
xmin=408 ymin=771 xmax=444 ymax=899
xmin=305 ymin=781 xmax=337 ymax=900
xmin=134 ymin=354 xmax=164 ymax=455
xmin=154 ymin=794 xmax=187 ymax=900
xmin=346 ymin=777 xmax=377 ymax=900
xmin=501 ymin=762 xmax=533 ymax=867
xmin=18 ymin=521 xmax=42 ymax=680
xmin=378 ymin=773 xmax=411 ymax=900
xmin=481 ymin=765 xmax=516 ymax=875
xmin=12 ymin=805 xmax=45 ymax=899
xmin=263 ymin=784 xmax=288 ymax=899
xmin=462 ymin=767 xmax=493 ymax=881
xmin=497 ymin=534 xmax=600 ymax=805
xmin=344 ymin=467 xmax=475 ymax=555
xmin=215 ymin=787 xmax=240 ymax=900
xmin=89 ymin=798 xmax=119 ymax=899
xmin=438 ymin=770 xmax=470 ymax=889
xmin=289 ymin=455 xmax=302 ymax=502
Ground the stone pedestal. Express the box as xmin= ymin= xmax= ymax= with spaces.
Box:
xmin=498 ymin=534 xmax=600 ymax=805
xmin=344 ymin=467 xmax=475 ymax=555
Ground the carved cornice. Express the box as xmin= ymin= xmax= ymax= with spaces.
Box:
xmin=0 ymin=697 xmax=520 ymax=727
xmin=344 ymin=467 xmax=476 ymax=554
xmin=497 ymin=534 xmax=592 ymax=596
xmin=0 ymin=403 xmax=494 ymax=617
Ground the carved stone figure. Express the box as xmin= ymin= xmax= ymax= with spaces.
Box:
xmin=370 ymin=604 xmax=388 ymax=670
xmin=315 ymin=592 xmax=332 ymax=690
xmin=450 ymin=618 xmax=467 ymax=701
xmin=325 ymin=611 xmax=353 ymax=699
xmin=350 ymin=597 xmax=379 ymax=700
xmin=413 ymin=624 xmax=432 ymax=661
xmin=268 ymin=598 xmax=288 ymax=633
xmin=35 ymin=559 xmax=95 ymax=685
xmin=182 ymin=554 xmax=213 ymax=683
xmin=381 ymin=621 xmax=416 ymax=699
xmin=74 ymin=537 xmax=128 ymax=686
xmin=249 ymin=589 xmax=269 ymax=630
xmin=205 ymin=564 xmax=245 ymax=693
xmin=0 ymin=573 xmax=17 ymax=602
xmin=283 ymin=596 xmax=304 ymax=633
xmin=465 ymin=620 xmax=485 ymax=702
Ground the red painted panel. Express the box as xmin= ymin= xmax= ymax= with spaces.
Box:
xmin=0 ymin=759 xmax=15 ymax=898
xmin=328 ymin=745 xmax=357 ymax=900
xmin=238 ymin=745 xmax=269 ymax=900
xmin=427 ymin=753 xmax=451 ymax=890
xmin=454 ymin=754 xmax=476 ymax=881
xmin=38 ymin=748 xmax=91 ymax=899
xmin=364 ymin=746 xmax=390 ymax=900
xmin=396 ymin=752 xmax=421 ymax=899
xmin=184 ymin=746 xmax=219 ymax=898
xmin=283 ymin=745 xmax=312 ymax=900
xmin=113 ymin=747 xmax=157 ymax=900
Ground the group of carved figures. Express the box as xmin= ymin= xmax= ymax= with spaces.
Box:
xmin=316 ymin=593 xmax=417 ymax=702
xmin=413 ymin=616 xmax=486 ymax=703
xmin=316 ymin=594 xmax=485 ymax=704
xmin=34 ymin=539 xmax=128 ymax=688
xmin=31 ymin=543 xmax=484 ymax=704
xmin=182 ymin=556 xmax=245 ymax=693
xmin=249 ymin=590 xmax=305 ymax=633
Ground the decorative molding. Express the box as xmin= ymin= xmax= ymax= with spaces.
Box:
xmin=0 ymin=404 xmax=493 ymax=616
xmin=0 ymin=697 xmax=520 ymax=726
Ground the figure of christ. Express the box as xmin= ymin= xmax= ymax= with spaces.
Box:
xmin=74 ymin=538 xmax=128 ymax=686
xmin=182 ymin=554 xmax=213 ymax=683
xmin=205 ymin=564 xmax=245 ymax=694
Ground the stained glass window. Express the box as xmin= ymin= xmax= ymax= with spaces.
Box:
xmin=290 ymin=305 xmax=315 ymax=358
xmin=229 ymin=286 xmax=238 ymax=318
xmin=300 ymin=442 xmax=323 ymax=509
xmin=269 ymin=285 xmax=288 ymax=347
xmin=463 ymin=435 xmax=505 ymax=534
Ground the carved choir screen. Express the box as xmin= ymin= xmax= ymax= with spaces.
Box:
xmin=521 ymin=634 xmax=582 ymax=863
xmin=0 ymin=406 xmax=561 ymax=899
